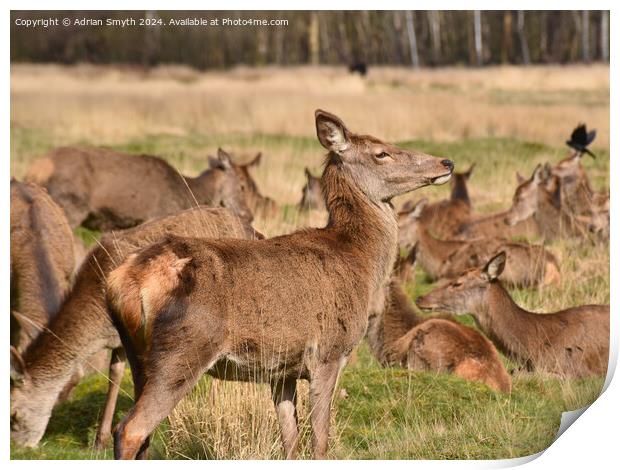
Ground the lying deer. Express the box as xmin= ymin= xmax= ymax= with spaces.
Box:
xmin=400 ymin=164 xmax=475 ymax=239
xmin=10 ymin=207 xmax=261 ymax=450
xmin=458 ymin=164 xmax=582 ymax=241
xmin=10 ymin=180 xmax=75 ymax=352
xmin=25 ymin=147 xmax=253 ymax=231
xmin=398 ymin=199 xmax=560 ymax=287
xmin=416 ymin=252 xmax=609 ymax=378
xmin=504 ymin=165 xmax=588 ymax=239
xmin=366 ymin=275 xmax=511 ymax=393
xmin=298 ymin=167 xmax=326 ymax=211
xmin=106 ymin=110 xmax=454 ymax=459
xmin=220 ymin=148 xmax=279 ymax=217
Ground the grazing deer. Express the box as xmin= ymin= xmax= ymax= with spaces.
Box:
xmin=298 ymin=167 xmax=326 ymax=211
xmin=416 ymin=252 xmax=609 ymax=378
xmin=400 ymin=164 xmax=475 ymax=239
xmin=10 ymin=207 xmax=260 ymax=449
xmin=219 ymin=148 xmax=279 ymax=217
xmin=398 ymin=199 xmax=560 ymax=287
xmin=366 ymin=277 xmax=511 ymax=393
xmin=106 ymin=110 xmax=454 ymax=460
xmin=10 ymin=180 xmax=75 ymax=352
xmin=25 ymin=147 xmax=253 ymax=231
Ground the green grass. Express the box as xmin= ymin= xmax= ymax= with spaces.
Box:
xmin=10 ymin=126 xmax=609 ymax=459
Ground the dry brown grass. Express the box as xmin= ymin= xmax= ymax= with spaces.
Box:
xmin=11 ymin=63 xmax=609 ymax=146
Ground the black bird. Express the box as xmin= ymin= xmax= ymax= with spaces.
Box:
xmin=566 ymin=123 xmax=597 ymax=159
xmin=348 ymin=62 xmax=368 ymax=77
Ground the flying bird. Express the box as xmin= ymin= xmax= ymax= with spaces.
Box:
xmin=566 ymin=123 xmax=597 ymax=158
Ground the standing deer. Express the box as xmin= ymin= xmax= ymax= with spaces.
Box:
xmin=416 ymin=252 xmax=609 ymax=378
xmin=106 ymin=110 xmax=454 ymax=459
xmin=400 ymin=164 xmax=475 ymax=239
xmin=398 ymin=199 xmax=560 ymax=287
xmin=366 ymin=277 xmax=511 ymax=393
xmin=298 ymin=167 xmax=326 ymax=211
xmin=10 ymin=207 xmax=260 ymax=449
xmin=10 ymin=180 xmax=75 ymax=352
xmin=25 ymin=147 xmax=253 ymax=231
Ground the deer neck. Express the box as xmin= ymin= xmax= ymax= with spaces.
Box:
xmin=472 ymin=282 xmax=532 ymax=359
xmin=186 ymin=171 xmax=216 ymax=203
xmin=417 ymin=227 xmax=462 ymax=278
xmin=20 ymin=268 xmax=113 ymax=415
xmin=366 ymin=281 xmax=421 ymax=363
xmin=322 ymin=160 xmax=399 ymax=301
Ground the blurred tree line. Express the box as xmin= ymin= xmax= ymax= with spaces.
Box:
xmin=11 ymin=10 xmax=610 ymax=69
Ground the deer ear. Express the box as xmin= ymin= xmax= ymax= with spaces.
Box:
xmin=484 ymin=252 xmax=506 ymax=281
xmin=516 ymin=172 xmax=525 ymax=185
xmin=248 ymin=152 xmax=262 ymax=168
xmin=531 ymin=164 xmax=543 ymax=184
xmin=315 ymin=110 xmax=351 ymax=153
xmin=411 ymin=198 xmax=428 ymax=219
xmin=10 ymin=346 xmax=26 ymax=387
xmin=464 ymin=163 xmax=476 ymax=179
xmin=211 ymin=148 xmax=233 ymax=171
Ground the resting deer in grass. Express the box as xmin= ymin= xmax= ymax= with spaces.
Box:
xmin=219 ymin=148 xmax=279 ymax=217
xmin=458 ymin=164 xmax=583 ymax=241
xmin=10 ymin=180 xmax=75 ymax=352
xmin=10 ymin=207 xmax=260 ymax=449
xmin=416 ymin=252 xmax=609 ymax=378
xmin=398 ymin=199 xmax=560 ymax=287
xmin=106 ymin=110 xmax=454 ymax=459
xmin=298 ymin=167 xmax=326 ymax=211
xmin=366 ymin=275 xmax=511 ymax=393
xmin=400 ymin=164 xmax=475 ymax=239
xmin=26 ymin=147 xmax=252 ymax=231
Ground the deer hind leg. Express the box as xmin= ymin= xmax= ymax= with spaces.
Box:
xmin=95 ymin=347 xmax=126 ymax=449
xmin=271 ymin=377 xmax=299 ymax=459
xmin=309 ymin=359 xmax=344 ymax=459
xmin=113 ymin=352 xmax=207 ymax=460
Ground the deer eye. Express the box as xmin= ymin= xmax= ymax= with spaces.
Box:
xmin=376 ymin=152 xmax=390 ymax=159
xmin=451 ymin=281 xmax=462 ymax=288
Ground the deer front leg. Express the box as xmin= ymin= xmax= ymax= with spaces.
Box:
xmin=309 ymin=360 xmax=343 ymax=459
xmin=271 ymin=377 xmax=299 ymax=459
xmin=95 ymin=347 xmax=126 ymax=449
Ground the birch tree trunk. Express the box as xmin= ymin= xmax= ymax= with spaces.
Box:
xmin=601 ymin=10 xmax=609 ymax=62
xmin=406 ymin=10 xmax=420 ymax=68
xmin=517 ymin=10 xmax=531 ymax=65
xmin=474 ymin=11 xmax=483 ymax=66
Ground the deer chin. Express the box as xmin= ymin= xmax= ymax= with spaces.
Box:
xmin=430 ymin=173 xmax=452 ymax=185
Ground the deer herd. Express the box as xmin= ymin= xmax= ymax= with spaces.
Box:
xmin=10 ymin=111 xmax=609 ymax=459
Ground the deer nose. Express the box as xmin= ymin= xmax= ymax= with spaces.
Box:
xmin=441 ymin=159 xmax=454 ymax=172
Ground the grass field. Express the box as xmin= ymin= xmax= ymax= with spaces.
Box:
xmin=10 ymin=64 xmax=610 ymax=460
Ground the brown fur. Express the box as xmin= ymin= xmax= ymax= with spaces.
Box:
xmin=400 ymin=165 xmax=474 ymax=239
xmin=106 ymin=110 xmax=454 ymax=459
xmin=298 ymin=167 xmax=326 ymax=211
xmin=25 ymin=147 xmax=253 ymax=231
xmin=416 ymin=253 xmax=609 ymax=378
xmin=10 ymin=207 xmax=260 ymax=449
xmin=366 ymin=280 xmax=511 ymax=393
xmin=398 ymin=199 xmax=560 ymax=287
xmin=10 ymin=180 xmax=75 ymax=352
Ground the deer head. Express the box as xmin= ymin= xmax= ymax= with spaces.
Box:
xmin=416 ymin=252 xmax=506 ymax=315
xmin=315 ymin=110 xmax=454 ymax=203
xmin=397 ymin=198 xmax=428 ymax=247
